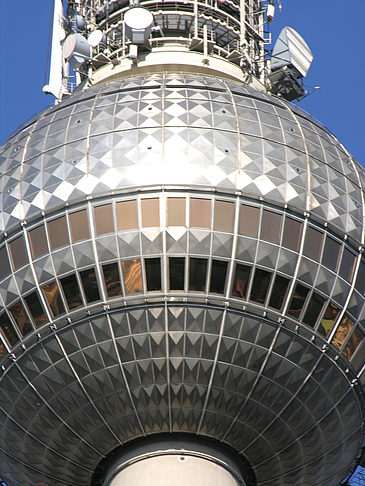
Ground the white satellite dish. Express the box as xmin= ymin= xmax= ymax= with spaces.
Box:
xmin=88 ymin=30 xmax=107 ymax=48
xmin=124 ymin=7 xmax=153 ymax=44
xmin=63 ymin=33 xmax=91 ymax=69
xmin=271 ymin=26 xmax=313 ymax=78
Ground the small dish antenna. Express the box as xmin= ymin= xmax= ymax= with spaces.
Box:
xmin=124 ymin=7 xmax=154 ymax=44
xmin=88 ymin=30 xmax=107 ymax=48
xmin=63 ymin=33 xmax=91 ymax=69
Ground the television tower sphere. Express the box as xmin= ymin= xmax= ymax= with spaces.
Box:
xmin=0 ymin=1 xmax=364 ymax=486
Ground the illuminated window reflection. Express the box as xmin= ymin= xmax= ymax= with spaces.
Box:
xmin=189 ymin=258 xmax=207 ymax=291
xmin=122 ymin=259 xmax=143 ymax=294
xmin=332 ymin=315 xmax=355 ymax=351
xmin=288 ymin=283 xmax=309 ymax=319
xmin=9 ymin=302 xmax=33 ymax=337
xmin=343 ymin=327 xmax=364 ymax=361
xmin=250 ymin=269 xmax=271 ymax=304
xmin=60 ymin=274 xmax=83 ymax=309
xmin=302 ymin=292 xmax=326 ymax=328
xmin=102 ymin=263 xmax=122 ymax=298
xmin=269 ymin=275 xmax=290 ymax=310
xmin=0 ymin=340 xmax=7 ymax=358
xmin=232 ymin=264 xmax=251 ymax=299
xmin=0 ymin=313 xmax=19 ymax=346
xmin=24 ymin=292 xmax=47 ymax=327
xmin=80 ymin=268 xmax=100 ymax=303
xmin=145 ymin=258 xmax=162 ymax=291
xmin=210 ymin=260 xmax=228 ymax=294
xmin=317 ymin=302 xmax=340 ymax=337
xmin=42 ymin=281 xmax=65 ymax=317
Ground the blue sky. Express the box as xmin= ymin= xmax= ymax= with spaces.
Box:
xmin=0 ymin=0 xmax=365 ymax=168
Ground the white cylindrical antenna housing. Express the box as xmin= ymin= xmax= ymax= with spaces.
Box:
xmin=267 ymin=4 xmax=275 ymax=23
xmin=88 ymin=30 xmax=107 ymax=48
xmin=63 ymin=33 xmax=91 ymax=69
xmin=124 ymin=7 xmax=154 ymax=44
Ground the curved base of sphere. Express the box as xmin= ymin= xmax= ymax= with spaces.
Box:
xmin=97 ymin=436 xmax=251 ymax=486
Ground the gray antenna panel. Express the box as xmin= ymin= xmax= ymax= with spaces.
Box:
xmin=271 ymin=26 xmax=313 ymax=78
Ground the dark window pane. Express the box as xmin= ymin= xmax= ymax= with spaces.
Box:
xmin=9 ymin=235 xmax=28 ymax=270
xmin=169 ymin=257 xmax=185 ymax=290
xmin=250 ymin=269 xmax=271 ymax=303
xmin=282 ymin=217 xmax=303 ymax=252
xmin=322 ymin=236 xmax=341 ymax=272
xmin=0 ymin=340 xmax=7 ymax=358
xmin=303 ymin=227 xmax=323 ymax=261
xmin=69 ymin=210 xmax=90 ymax=242
xmin=145 ymin=258 xmax=162 ymax=291
xmin=261 ymin=210 xmax=282 ymax=244
xmin=0 ymin=246 xmax=11 ymax=280
xmin=239 ymin=205 xmax=259 ymax=237
xmin=48 ymin=216 xmax=69 ymax=250
xmin=9 ymin=302 xmax=33 ymax=337
xmin=356 ymin=261 xmax=365 ymax=296
xmin=122 ymin=259 xmax=143 ymax=294
xmin=317 ymin=302 xmax=340 ymax=337
xmin=351 ymin=342 xmax=365 ymax=372
xmin=102 ymin=263 xmax=122 ymax=298
xmin=80 ymin=268 xmax=100 ymax=303
xmin=190 ymin=198 xmax=211 ymax=228
xmin=303 ymin=292 xmax=326 ymax=328
xmin=24 ymin=292 xmax=47 ymax=327
xmin=0 ymin=313 xmax=19 ymax=346
xmin=269 ymin=275 xmax=290 ymax=310
xmin=167 ymin=198 xmax=186 ymax=226
xmin=116 ymin=200 xmax=138 ymax=231
xmin=214 ymin=201 xmax=235 ymax=232
xmin=339 ymin=249 xmax=356 ymax=282
xmin=189 ymin=258 xmax=207 ymax=291
xmin=60 ymin=274 xmax=83 ymax=309
xmin=332 ymin=316 xmax=354 ymax=351
xmin=29 ymin=224 xmax=48 ymax=259
xmin=231 ymin=264 xmax=251 ymax=299
xmin=210 ymin=260 xmax=228 ymax=294
xmin=141 ymin=198 xmax=160 ymax=227
xmin=94 ymin=204 xmax=114 ymax=235
xmin=344 ymin=327 xmax=363 ymax=360
xmin=42 ymin=281 xmax=65 ymax=317
xmin=288 ymin=283 xmax=309 ymax=319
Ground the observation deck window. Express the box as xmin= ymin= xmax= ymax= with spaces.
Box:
xmin=145 ymin=258 xmax=162 ymax=291
xmin=302 ymin=292 xmax=326 ymax=328
xmin=303 ymin=227 xmax=323 ymax=261
xmin=239 ymin=204 xmax=259 ymax=238
xmin=42 ymin=281 xmax=65 ymax=317
xmin=214 ymin=201 xmax=235 ymax=232
xmin=122 ymin=259 xmax=143 ymax=294
xmin=355 ymin=261 xmax=365 ymax=295
xmin=317 ymin=302 xmax=340 ymax=337
xmin=141 ymin=198 xmax=160 ymax=227
xmin=0 ymin=313 xmax=19 ymax=346
xmin=282 ymin=217 xmax=303 ymax=252
xmin=9 ymin=302 xmax=33 ymax=337
xmin=29 ymin=224 xmax=48 ymax=259
xmin=343 ymin=327 xmax=364 ymax=360
xmin=24 ymin=292 xmax=47 ymax=327
xmin=69 ymin=210 xmax=90 ymax=242
xmin=232 ymin=263 xmax=251 ymax=299
xmin=268 ymin=274 xmax=290 ymax=310
xmin=60 ymin=274 xmax=83 ymax=309
xmin=288 ymin=283 xmax=309 ymax=319
xmin=102 ymin=263 xmax=123 ymax=297
xmin=95 ymin=204 xmax=114 ymax=235
xmin=190 ymin=198 xmax=211 ymax=228
xmin=48 ymin=216 xmax=69 ymax=250
xmin=321 ymin=236 xmax=341 ymax=272
xmin=167 ymin=198 xmax=186 ymax=226
xmin=261 ymin=210 xmax=282 ymax=244
xmin=339 ymin=249 xmax=356 ymax=283
xmin=189 ymin=258 xmax=207 ymax=291
xmin=169 ymin=257 xmax=185 ymax=290
xmin=210 ymin=259 xmax=228 ymax=294
xmin=80 ymin=268 xmax=100 ymax=303
xmin=332 ymin=315 xmax=355 ymax=351
xmin=250 ymin=268 xmax=271 ymax=304
xmin=117 ymin=200 xmax=138 ymax=231
xmin=9 ymin=235 xmax=28 ymax=270
xmin=0 ymin=247 xmax=11 ymax=281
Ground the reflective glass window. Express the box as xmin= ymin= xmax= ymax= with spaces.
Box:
xmin=94 ymin=204 xmax=114 ymax=235
xmin=303 ymin=227 xmax=323 ymax=261
xmin=69 ymin=210 xmax=90 ymax=242
xmin=169 ymin=257 xmax=185 ymax=290
xmin=351 ymin=342 xmax=365 ymax=372
xmin=317 ymin=302 xmax=340 ymax=337
xmin=269 ymin=275 xmax=290 ymax=310
xmin=29 ymin=224 xmax=48 ymax=259
xmin=239 ymin=205 xmax=259 ymax=238
xmin=141 ymin=198 xmax=160 ymax=227
xmin=122 ymin=259 xmax=143 ymax=294
xmin=332 ymin=315 xmax=355 ymax=351
xmin=214 ymin=201 xmax=235 ymax=232
xmin=190 ymin=198 xmax=211 ymax=228
xmin=0 ymin=313 xmax=19 ymax=346
xmin=210 ymin=260 xmax=228 ymax=294
xmin=48 ymin=216 xmax=69 ymax=250
xmin=60 ymin=274 xmax=83 ymax=309
xmin=80 ymin=268 xmax=100 ymax=303
xmin=145 ymin=258 xmax=162 ymax=291
xmin=322 ymin=236 xmax=341 ymax=272
xmin=24 ymin=292 xmax=47 ymax=327
xmin=0 ymin=246 xmax=11 ymax=281
xmin=355 ymin=261 xmax=365 ymax=296
xmin=282 ymin=217 xmax=303 ymax=252
xmin=116 ymin=200 xmax=138 ymax=231
xmin=167 ymin=198 xmax=186 ymax=226
xmin=9 ymin=235 xmax=28 ymax=270
xmin=102 ymin=263 xmax=122 ymax=298
xmin=302 ymin=292 xmax=326 ymax=328
xmin=261 ymin=211 xmax=282 ymax=244
xmin=343 ymin=327 xmax=364 ymax=360
xmin=189 ymin=258 xmax=207 ymax=291
xmin=0 ymin=340 xmax=7 ymax=358
xmin=9 ymin=302 xmax=33 ymax=337
xmin=250 ymin=269 xmax=272 ymax=304
xmin=231 ymin=264 xmax=251 ymax=299
xmin=339 ymin=249 xmax=356 ymax=282
xmin=288 ymin=283 xmax=309 ymax=319
xmin=42 ymin=281 xmax=65 ymax=317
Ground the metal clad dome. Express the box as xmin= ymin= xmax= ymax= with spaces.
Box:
xmin=0 ymin=73 xmax=364 ymax=486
